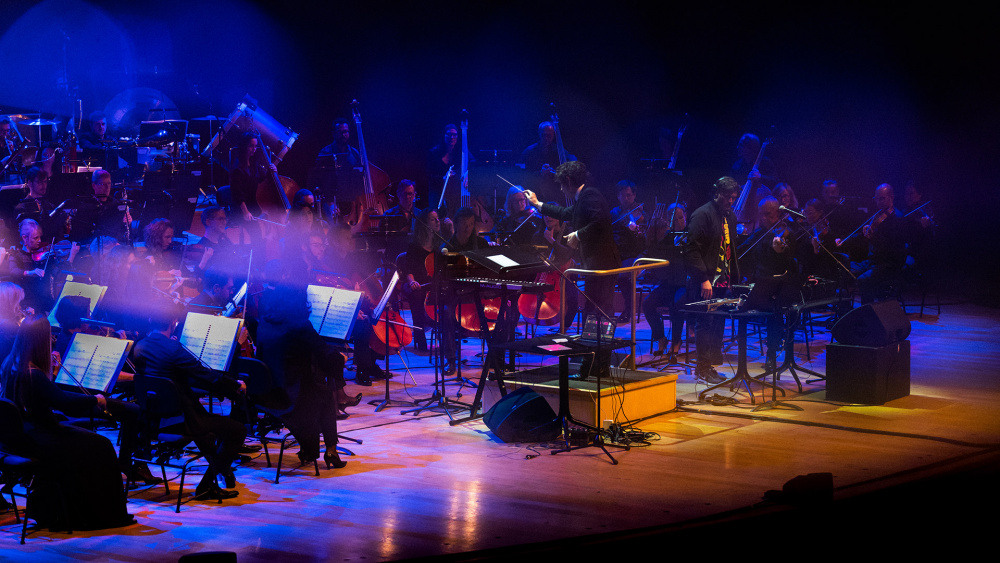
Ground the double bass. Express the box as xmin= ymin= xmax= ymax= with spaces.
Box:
xmin=345 ymin=100 xmax=391 ymax=233
xmin=732 ymin=135 xmax=772 ymax=230
xmin=458 ymin=110 xmax=494 ymax=233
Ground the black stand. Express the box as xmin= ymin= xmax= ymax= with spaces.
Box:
xmin=697 ymin=311 xmax=785 ymax=404
xmin=754 ymin=299 xmax=838 ymax=393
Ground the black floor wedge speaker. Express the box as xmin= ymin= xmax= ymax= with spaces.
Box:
xmin=483 ymin=387 xmax=560 ymax=443
xmin=831 ymin=300 xmax=911 ymax=347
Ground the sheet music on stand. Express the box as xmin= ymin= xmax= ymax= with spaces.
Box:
xmin=372 ymin=271 xmax=400 ymax=324
xmin=49 ymin=282 xmax=108 ymax=328
xmin=179 ymin=312 xmax=243 ymax=372
xmin=306 ymin=285 xmax=363 ymax=340
xmin=55 ymin=333 xmax=133 ymax=394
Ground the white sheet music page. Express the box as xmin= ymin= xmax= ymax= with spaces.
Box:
xmin=48 ymin=282 xmax=108 ymax=328
xmin=56 ymin=333 xmax=131 ymax=393
xmin=179 ymin=312 xmax=243 ymax=372
xmin=306 ymin=285 xmax=362 ymax=340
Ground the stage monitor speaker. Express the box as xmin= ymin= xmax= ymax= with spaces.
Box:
xmin=831 ymin=301 xmax=911 ymax=347
xmin=826 ymin=340 xmax=910 ymax=404
xmin=483 ymin=387 xmax=560 ymax=443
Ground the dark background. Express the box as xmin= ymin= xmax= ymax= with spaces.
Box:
xmin=2 ymin=1 xmax=997 ymax=295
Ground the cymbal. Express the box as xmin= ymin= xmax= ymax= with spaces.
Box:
xmin=24 ymin=119 xmax=58 ymax=126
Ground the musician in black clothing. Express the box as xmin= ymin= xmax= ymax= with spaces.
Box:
xmin=853 ymin=184 xmax=909 ymax=303
xmin=526 ymin=161 xmax=619 ymax=379
xmin=400 ymin=209 xmax=440 ymax=353
xmin=611 ymin=180 xmax=646 ymax=322
xmin=685 ymin=177 xmax=741 ymax=384
xmin=384 ymin=179 xmax=422 ymax=234
xmin=446 ymin=207 xmax=491 ymax=252
xmin=7 ymin=218 xmax=80 ymax=313
xmin=642 ymin=204 xmax=689 ymax=359
xmin=78 ymin=112 xmax=119 ymax=171
xmin=14 ymin=167 xmax=63 ymax=238
xmin=313 ymin=119 xmax=363 ymax=213
xmin=520 ymin=122 xmax=577 ymax=202
xmin=496 ymin=186 xmax=543 ymax=249
xmin=737 ymin=197 xmax=797 ymax=367
xmin=133 ymin=305 xmax=247 ymax=501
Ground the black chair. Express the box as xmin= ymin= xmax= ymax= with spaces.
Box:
xmin=0 ymin=399 xmax=71 ymax=544
xmin=129 ymin=374 xmax=208 ymax=513
xmin=236 ymin=357 xmax=319 ymax=484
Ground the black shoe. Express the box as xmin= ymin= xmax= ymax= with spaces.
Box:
xmin=219 ymin=469 xmax=236 ymax=489
xmin=337 ymin=411 xmax=350 ymax=420
xmin=133 ymin=463 xmax=164 ymax=486
xmin=324 ymin=451 xmax=347 ymax=469
xmin=237 ymin=443 xmax=262 ymax=454
xmin=355 ymin=373 xmax=373 ymax=386
xmin=194 ymin=483 xmax=239 ymax=501
xmin=617 ymin=312 xmax=632 ymax=323
xmin=696 ymin=367 xmax=726 ymax=385
xmin=443 ymin=361 xmax=456 ymax=376
xmin=342 ymin=392 xmax=363 ymax=408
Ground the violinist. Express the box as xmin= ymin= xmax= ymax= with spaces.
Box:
xmin=642 ymin=203 xmax=689 ymax=360
xmin=193 ymin=206 xmax=237 ymax=276
xmin=902 ymin=181 xmax=935 ymax=271
xmin=14 ymin=166 xmax=62 ymax=238
xmin=8 ymin=218 xmax=78 ymax=313
xmin=230 ymin=132 xmax=278 ymax=246
xmin=189 ymin=267 xmax=234 ymax=310
xmin=737 ymin=196 xmax=797 ymax=368
xmin=853 ymin=184 xmax=907 ymax=303
xmin=611 ymin=181 xmax=646 ymax=323
xmin=797 ymin=199 xmax=841 ymax=278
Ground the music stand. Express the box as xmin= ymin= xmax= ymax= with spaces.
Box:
xmin=369 ymin=271 xmax=419 ymax=412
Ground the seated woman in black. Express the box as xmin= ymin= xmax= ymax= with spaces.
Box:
xmin=0 ymin=316 xmax=134 ymax=531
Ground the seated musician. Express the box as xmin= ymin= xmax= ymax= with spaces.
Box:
xmin=797 ymin=199 xmax=842 ymax=279
xmin=327 ymin=224 xmax=383 ymax=387
xmin=194 ymin=206 xmax=237 ymax=276
xmin=7 ymin=218 xmax=79 ymax=314
xmin=497 ymin=186 xmax=543 ymax=248
xmin=531 ymin=213 xmax=578 ymax=328
xmin=14 ymin=167 xmax=62 ymax=238
xmin=400 ymin=208 xmax=442 ymax=353
xmin=89 ymin=169 xmax=132 ymax=243
xmin=642 ymin=203 xmax=689 ymax=359
xmin=446 ymin=207 xmax=492 ymax=252
xmin=737 ymin=196 xmax=797 ymax=369
xmin=611 ymin=181 xmax=647 ymax=322
xmin=229 ymin=132 xmax=278 ymax=246
xmin=254 ymin=257 xmax=352 ymax=467
xmin=853 ymin=184 xmax=908 ymax=303
xmin=189 ymin=267 xmax=234 ymax=311
xmin=384 ymin=179 xmax=421 ymax=233
xmin=0 ymin=316 xmax=136 ymax=530
xmin=49 ymin=296 xmax=157 ymax=485
xmin=133 ymin=303 xmax=247 ymax=500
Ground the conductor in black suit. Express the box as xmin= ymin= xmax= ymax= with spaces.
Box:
xmin=525 ymin=161 xmax=620 ymax=379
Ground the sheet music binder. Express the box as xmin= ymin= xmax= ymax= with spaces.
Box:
xmin=49 ymin=282 xmax=108 ymax=328
xmin=55 ymin=333 xmax=134 ymax=394
xmin=179 ymin=312 xmax=243 ymax=372
xmin=306 ymin=285 xmax=363 ymax=340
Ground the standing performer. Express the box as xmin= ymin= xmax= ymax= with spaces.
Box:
xmin=685 ymin=177 xmax=741 ymax=384
xmin=642 ymin=203 xmax=689 ymax=360
xmin=312 ymin=119 xmax=363 ymax=217
xmin=519 ymin=121 xmax=576 ymax=202
xmin=525 ymin=161 xmax=618 ymax=380
xmin=229 ymin=132 xmax=278 ymax=247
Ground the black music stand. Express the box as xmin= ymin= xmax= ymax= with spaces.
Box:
xmin=368 ymin=271 xmax=419 ymax=412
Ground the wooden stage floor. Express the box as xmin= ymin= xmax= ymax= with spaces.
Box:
xmin=3 ymin=300 xmax=999 ymax=561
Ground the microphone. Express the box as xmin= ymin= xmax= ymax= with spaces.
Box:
xmin=779 ymin=205 xmax=806 ymax=219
